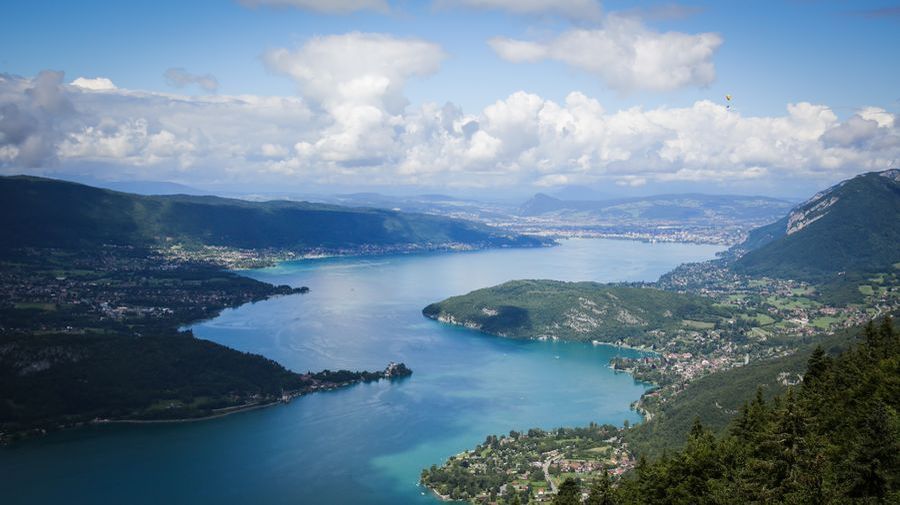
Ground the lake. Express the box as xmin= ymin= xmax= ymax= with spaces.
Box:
xmin=1 ymin=239 xmax=723 ymax=504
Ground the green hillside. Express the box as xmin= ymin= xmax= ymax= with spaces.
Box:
xmin=423 ymin=279 xmax=730 ymax=347
xmin=732 ymin=170 xmax=900 ymax=280
xmin=625 ymin=326 xmax=859 ymax=458
xmin=0 ymin=175 xmax=544 ymax=252
xmin=613 ymin=319 xmax=899 ymax=504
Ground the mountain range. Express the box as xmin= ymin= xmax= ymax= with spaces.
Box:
xmin=519 ymin=192 xmax=794 ymax=225
xmin=0 ymin=176 xmax=544 ymax=253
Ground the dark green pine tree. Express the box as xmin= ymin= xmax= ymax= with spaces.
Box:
xmin=769 ymin=388 xmax=805 ymax=500
xmin=729 ymin=400 xmax=754 ymax=441
xmin=677 ymin=418 xmax=722 ymax=503
xmin=625 ymin=453 xmax=668 ymax=503
xmin=553 ymin=478 xmax=581 ymax=505
xmin=802 ymin=345 xmax=830 ymax=387
xmin=876 ymin=315 xmax=897 ymax=358
xmin=847 ymin=399 xmax=897 ymax=500
xmin=585 ymin=469 xmax=617 ymax=505
xmin=746 ymin=386 xmax=770 ymax=445
xmin=788 ymin=431 xmax=833 ymax=505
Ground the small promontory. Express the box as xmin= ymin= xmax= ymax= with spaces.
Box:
xmin=423 ymin=279 xmax=731 ymax=348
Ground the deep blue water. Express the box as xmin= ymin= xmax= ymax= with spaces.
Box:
xmin=1 ymin=239 xmax=723 ymax=504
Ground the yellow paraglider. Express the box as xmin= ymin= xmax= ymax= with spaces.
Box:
xmin=725 ymin=95 xmax=733 ymax=110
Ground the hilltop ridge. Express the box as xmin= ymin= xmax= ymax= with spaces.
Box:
xmin=0 ymin=175 xmax=546 ymax=254
xmin=732 ymin=169 xmax=900 ymax=280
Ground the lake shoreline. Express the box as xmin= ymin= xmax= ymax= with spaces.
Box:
xmin=1 ymin=368 xmax=411 ymax=447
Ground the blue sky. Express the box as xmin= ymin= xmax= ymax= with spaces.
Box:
xmin=1 ymin=0 xmax=899 ymax=197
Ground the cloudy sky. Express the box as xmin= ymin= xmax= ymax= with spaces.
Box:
xmin=1 ymin=0 xmax=899 ymax=198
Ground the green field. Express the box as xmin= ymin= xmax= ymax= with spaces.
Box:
xmin=741 ymin=313 xmax=776 ymax=326
xmin=682 ymin=320 xmax=715 ymax=330
xmin=765 ymin=295 xmax=820 ymax=310
xmin=748 ymin=327 xmax=771 ymax=339
xmin=812 ymin=316 xmax=841 ymax=329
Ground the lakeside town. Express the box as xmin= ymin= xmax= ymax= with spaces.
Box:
xmin=494 ymin=222 xmax=756 ymax=246
xmin=421 ymin=424 xmax=632 ymax=504
xmin=159 ymin=241 xmax=525 ymax=270
xmin=0 ymin=245 xmax=302 ymax=337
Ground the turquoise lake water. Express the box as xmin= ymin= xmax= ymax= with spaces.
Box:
xmin=1 ymin=238 xmax=723 ymax=504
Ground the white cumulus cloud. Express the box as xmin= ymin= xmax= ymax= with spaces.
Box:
xmin=0 ymin=70 xmax=73 ymax=167
xmin=2 ymin=71 xmax=899 ymax=192
xmin=262 ymin=33 xmax=446 ymax=169
xmin=264 ymin=32 xmax=445 ymax=113
xmin=489 ymin=15 xmax=722 ymax=92
xmin=70 ymin=77 xmax=117 ymax=91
